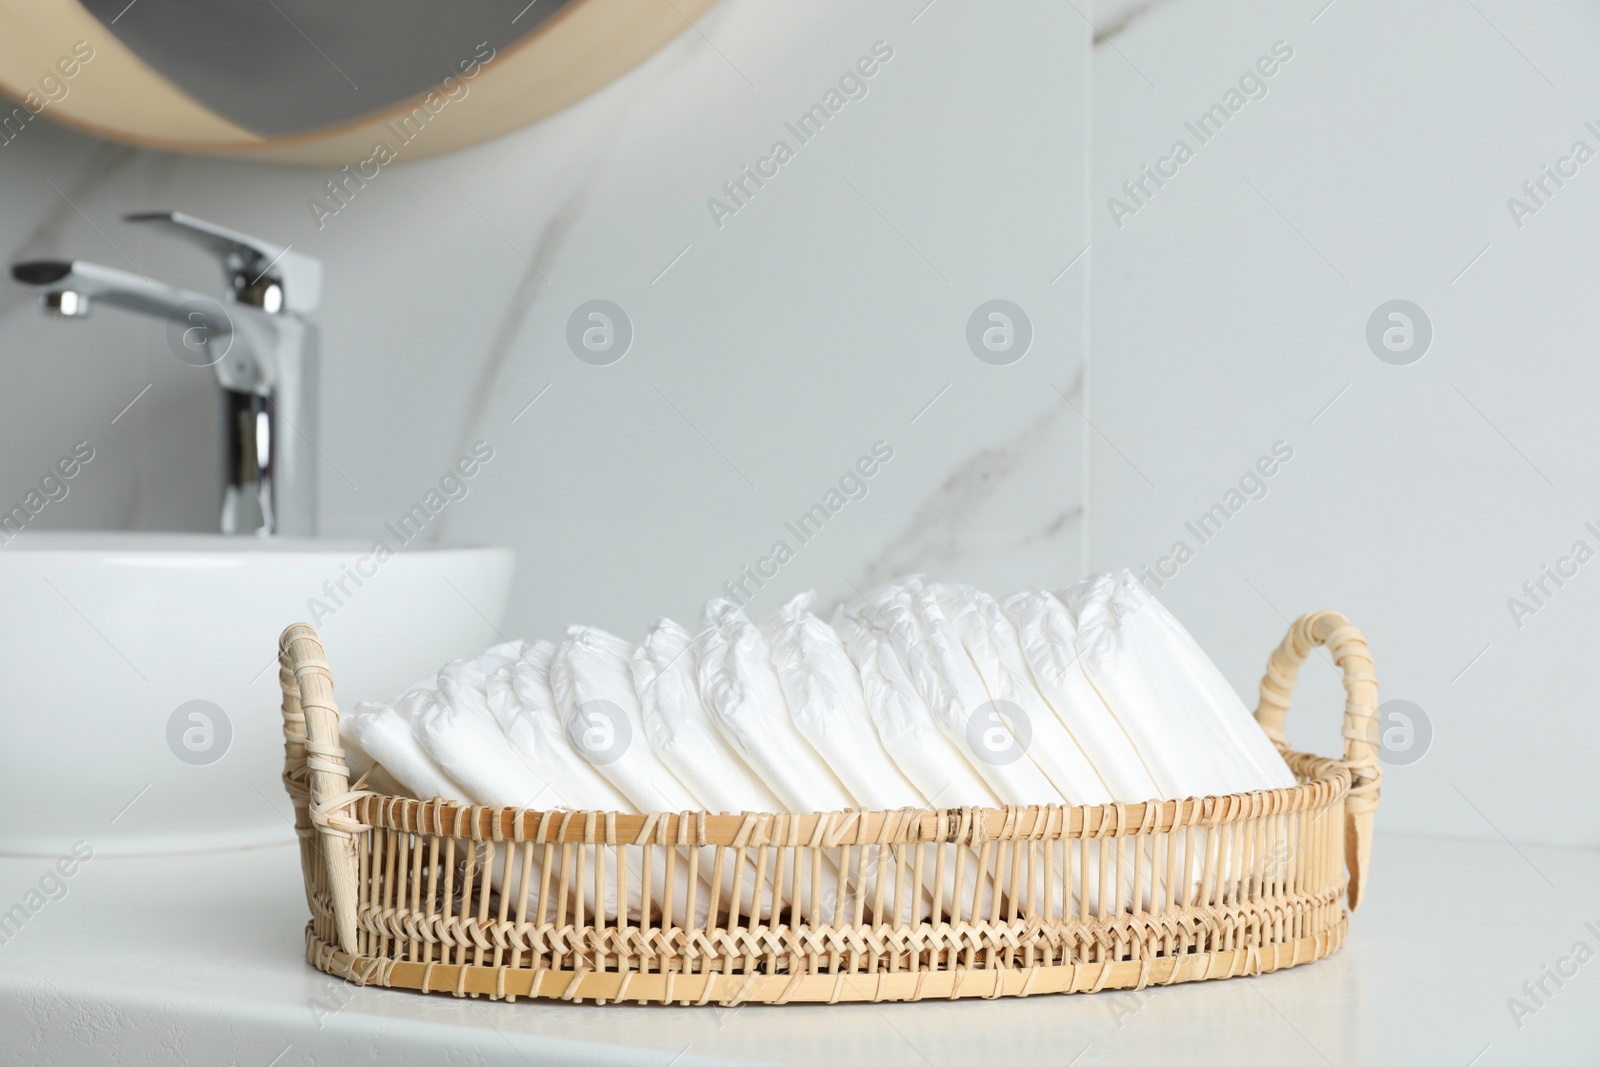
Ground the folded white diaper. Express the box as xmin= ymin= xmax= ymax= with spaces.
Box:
xmin=550 ymin=625 xmax=702 ymax=812
xmin=764 ymin=592 xmax=923 ymax=810
xmin=762 ymin=592 xmax=936 ymax=922
xmin=494 ymin=638 xmax=717 ymax=925
xmin=884 ymin=581 xmax=1064 ymax=806
xmin=343 ymin=702 xmax=470 ymax=804
xmin=337 ymin=730 xmax=409 ymax=798
xmin=485 ymin=641 xmax=633 ymax=811
xmin=697 ymin=599 xmax=854 ymax=813
xmin=412 ymin=689 xmax=554 ymax=811
xmin=410 ymin=643 xmax=559 ymax=810
xmin=632 ymin=618 xmax=783 ymax=814
xmin=937 ymin=583 xmax=1112 ymax=807
xmin=1068 ymin=572 xmax=1258 ymax=798
xmin=436 ymin=640 xmax=527 ymax=706
xmin=1002 ymin=589 xmax=1161 ymax=804
xmin=1132 ymin=577 xmax=1296 ymax=789
xmin=832 ymin=598 xmax=998 ymax=809
xmin=833 ymin=588 xmax=1001 ymax=922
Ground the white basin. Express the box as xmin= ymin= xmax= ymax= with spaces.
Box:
xmin=0 ymin=532 xmax=513 ymax=856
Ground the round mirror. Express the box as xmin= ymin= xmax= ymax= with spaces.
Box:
xmin=0 ymin=0 xmax=715 ymax=164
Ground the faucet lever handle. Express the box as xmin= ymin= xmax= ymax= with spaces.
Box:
xmin=124 ymin=211 xmax=321 ymax=315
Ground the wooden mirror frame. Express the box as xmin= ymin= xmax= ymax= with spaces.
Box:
xmin=0 ymin=0 xmax=717 ymax=166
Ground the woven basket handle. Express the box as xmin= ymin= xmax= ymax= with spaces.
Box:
xmin=1253 ymin=611 xmax=1381 ymax=912
xmin=278 ymin=622 xmax=361 ymax=954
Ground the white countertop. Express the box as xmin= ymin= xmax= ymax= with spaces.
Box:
xmin=2 ymin=833 xmax=1596 ymax=1066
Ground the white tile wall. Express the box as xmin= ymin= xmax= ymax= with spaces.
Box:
xmin=1089 ymin=0 xmax=1600 ymax=846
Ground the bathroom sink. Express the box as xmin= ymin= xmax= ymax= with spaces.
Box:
xmin=0 ymin=532 xmax=513 ymax=856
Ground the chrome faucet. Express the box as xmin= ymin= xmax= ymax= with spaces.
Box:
xmin=10 ymin=212 xmax=320 ymax=537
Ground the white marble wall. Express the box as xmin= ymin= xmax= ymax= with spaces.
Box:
xmin=1090 ymin=0 xmax=1600 ymax=846
xmin=9 ymin=0 xmax=1594 ymax=853
xmin=0 ymin=3 xmax=1087 ymax=657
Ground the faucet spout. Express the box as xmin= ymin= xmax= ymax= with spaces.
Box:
xmin=11 ymin=260 xmax=228 ymax=329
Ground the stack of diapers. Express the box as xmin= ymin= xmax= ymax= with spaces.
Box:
xmin=338 ymin=568 xmax=1296 ymax=927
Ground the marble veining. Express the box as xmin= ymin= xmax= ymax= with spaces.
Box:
xmin=851 ymin=370 xmax=1085 ymax=597
xmin=1091 ymin=0 xmax=1178 ymax=46
xmin=439 ymin=89 xmax=643 ymax=518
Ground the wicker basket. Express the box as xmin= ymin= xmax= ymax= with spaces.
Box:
xmin=276 ymin=610 xmax=1380 ymax=1005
